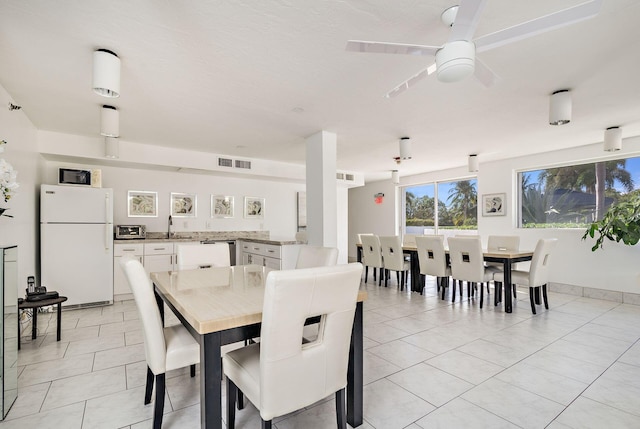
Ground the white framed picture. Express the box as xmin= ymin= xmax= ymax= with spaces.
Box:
xmin=211 ymin=195 xmax=234 ymax=218
xmin=482 ymin=193 xmax=506 ymax=216
xmin=128 ymin=190 xmax=158 ymax=217
xmin=171 ymin=192 xmax=197 ymax=217
xmin=244 ymin=196 xmax=264 ymax=219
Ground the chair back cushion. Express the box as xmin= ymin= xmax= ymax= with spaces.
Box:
xmin=356 ymin=233 xmax=373 ymax=245
xmin=119 ymin=256 xmax=167 ymax=374
xmin=176 ymin=243 xmax=230 ymax=270
xmin=416 ymin=235 xmax=448 ymax=277
xmin=259 ymin=263 xmax=363 ymax=420
xmin=403 ymin=234 xmax=418 ymax=247
xmin=379 ymin=236 xmax=406 ymax=271
xmin=487 ymin=235 xmax=520 ymax=252
xmin=360 ymin=235 xmax=383 ymax=268
xmin=448 ymin=237 xmax=485 ymax=282
xmin=295 ymin=246 xmax=338 ymax=269
xmin=529 ymin=238 xmax=558 ymax=287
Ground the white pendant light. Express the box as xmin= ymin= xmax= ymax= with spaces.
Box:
xmin=468 ymin=154 xmax=479 ymax=172
xmin=549 ymin=89 xmax=571 ymax=125
xmin=105 ymin=136 xmax=119 ymax=158
xmin=93 ymin=49 xmax=121 ymax=98
xmin=101 ymin=105 xmax=119 ymax=137
xmin=604 ymin=126 xmax=622 ymax=152
xmin=399 ymin=137 xmax=411 ymax=160
xmin=391 ymin=170 xmax=400 ymax=184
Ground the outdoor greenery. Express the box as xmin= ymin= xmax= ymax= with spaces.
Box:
xmin=582 ymin=191 xmax=640 ymax=251
xmin=521 ymin=159 xmax=635 ymax=228
xmin=405 ymin=180 xmax=477 ymax=228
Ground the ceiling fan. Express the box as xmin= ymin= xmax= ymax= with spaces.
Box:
xmin=346 ymin=0 xmax=602 ymax=98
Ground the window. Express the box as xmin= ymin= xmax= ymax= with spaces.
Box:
xmin=404 ymin=179 xmax=478 ymax=236
xmin=519 ymin=156 xmax=640 ymax=228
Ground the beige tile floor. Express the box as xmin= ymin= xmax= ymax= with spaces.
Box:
xmin=4 ymin=276 xmax=640 ymax=428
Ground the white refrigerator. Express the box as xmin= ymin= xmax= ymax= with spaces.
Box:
xmin=40 ymin=184 xmax=114 ymax=307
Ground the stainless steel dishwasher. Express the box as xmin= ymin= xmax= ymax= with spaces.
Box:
xmin=200 ymin=240 xmax=236 ymax=266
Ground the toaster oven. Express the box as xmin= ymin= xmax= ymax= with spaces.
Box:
xmin=115 ymin=225 xmax=146 ymax=239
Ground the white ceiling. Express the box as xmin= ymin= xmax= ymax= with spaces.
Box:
xmin=1 ymin=0 xmax=639 ymax=181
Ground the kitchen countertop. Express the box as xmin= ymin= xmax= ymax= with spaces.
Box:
xmin=114 ymin=236 xmax=302 ymax=246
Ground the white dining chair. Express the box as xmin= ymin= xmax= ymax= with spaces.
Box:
xmin=222 ymin=263 xmax=363 ymax=429
xmin=176 ymin=242 xmax=230 ymax=270
xmin=379 ymin=236 xmax=411 ymax=290
xmin=448 ymin=236 xmax=496 ymax=308
xmin=494 ymin=238 xmax=558 ymax=314
xmin=415 ymin=235 xmax=451 ymax=298
xmin=360 ymin=234 xmax=384 ymax=285
xmin=295 ymin=245 xmax=338 ymax=269
xmin=119 ymin=256 xmax=200 ymax=429
xmin=487 ymin=235 xmax=521 ymax=299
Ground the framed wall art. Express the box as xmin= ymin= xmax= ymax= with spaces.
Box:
xmin=171 ymin=192 xmax=197 ymax=217
xmin=211 ymin=195 xmax=234 ymax=218
xmin=128 ymin=190 xmax=158 ymax=217
xmin=244 ymin=196 xmax=264 ymax=219
xmin=482 ymin=193 xmax=506 ymax=216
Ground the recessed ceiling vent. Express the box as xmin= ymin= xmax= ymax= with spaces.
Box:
xmin=235 ymin=160 xmax=251 ymax=169
xmin=345 ymin=174 xmax=354 ymax=181
xmin=218 ymin=157 xmax=233 ymax=167
xmin=336 ymin=173 xmax=345 ymax=180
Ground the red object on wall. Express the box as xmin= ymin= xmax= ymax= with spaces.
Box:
xmin=374 ymin=193 xmax=384 ymax=204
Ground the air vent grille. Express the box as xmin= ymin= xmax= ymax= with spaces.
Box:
xmin=218 ymin=158 xmax=233 ymax=167
xmin=345 ymin=174 xmax=354 ymax=181
xmin=235 ymin=160 xmax=251 ymax=169
xmin=336 ymin=173 xmax=344 ymax=180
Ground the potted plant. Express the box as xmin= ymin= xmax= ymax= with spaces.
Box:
xmin=583 ymin=192 xmax=640 ymax=251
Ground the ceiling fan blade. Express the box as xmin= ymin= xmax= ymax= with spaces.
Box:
xmin=346 ymin=40 xmax=439 ymax=56
xmin=448 ymin=0 xmax=488 ymax=42
xmin=475 ymin=0 xmax=602 ymax=53
xmin=473 ymin=58 xmax=499 ymax=88
xmin=384 ymin=63 xmax=437 ymax=98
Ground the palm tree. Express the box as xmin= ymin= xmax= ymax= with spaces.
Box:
xmin=405 ymin=191 xmax=416 ymax=219
xmin=538 ymin=160 xmax=633 ymax=220
xmin=447 ymin=180 xmax=477 ymax=225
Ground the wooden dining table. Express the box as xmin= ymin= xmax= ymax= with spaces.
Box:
xmin=151 ymin=265 xmax=368 ymax=429
xmin=356 ymin=243 xmax=532 ymax=313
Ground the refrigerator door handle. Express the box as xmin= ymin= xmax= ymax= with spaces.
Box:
xmin=105 ymin=223 xmax=111 ymax=251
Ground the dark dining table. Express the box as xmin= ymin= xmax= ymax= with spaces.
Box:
xmin=151 ymin=265 xmax=368 ymax=429
xmin=356 ymin=243 xmax=533 ymax=313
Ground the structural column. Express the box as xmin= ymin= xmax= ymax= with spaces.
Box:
xmin=305 ymin=131 xmax=337 ymax=248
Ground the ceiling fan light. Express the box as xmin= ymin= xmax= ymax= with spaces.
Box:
xmin=468 ymin=154 xmax=479 ymax=173
xmin=436 ymin=41 xmax=475 ymax=83
xmin=399 ymin=137 xmax=411 ymax=160
xmin=93 ymin=49 xmax=121 ymax=98
xmin=105 ymin=136 xmax=119 ymax=158
xmin=604 ymin=126 xmax=622 ymax=152
xmin=101 ymin=105 xmax=119 ymax=137
xmin=549 ymin=89 xmax=571 ymax=125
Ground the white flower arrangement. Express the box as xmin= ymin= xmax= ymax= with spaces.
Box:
xmin=1 ymin=149 xmax=19 ymax=203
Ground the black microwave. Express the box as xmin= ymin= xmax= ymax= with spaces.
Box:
xmin=58 ymin=168 xmax=93 ymax=186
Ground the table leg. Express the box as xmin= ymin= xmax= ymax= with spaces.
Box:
xmin=503 ymin=259 xmax=513 ymax=313
xmin=410 ymin=250 xmax=421 ymax=293
xmin=347 ymin=301 xmax=363 ymax=427
xmin=32 ymin=308 xmax=38 ymax=339
xmin=357 ymin=246 xmax=362 ymax=263
xmin=57 ymin=302 xmax=62 ymax=341
xmin=200 ymin=332 xmax=222 ymax=429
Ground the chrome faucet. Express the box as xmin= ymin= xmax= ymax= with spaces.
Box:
xmin=168 ymin=215 xmax=173 ymax=238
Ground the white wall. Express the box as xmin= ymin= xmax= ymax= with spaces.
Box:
xmin=349 ymin=138 xmax=640 ymax=294
xmin=42 ymin=160 xmax=306 ymax=238
xmin=348 ymin=179 xmax=398 ymax=260
xmin=0 ymin=86 xmax=42 ymax=290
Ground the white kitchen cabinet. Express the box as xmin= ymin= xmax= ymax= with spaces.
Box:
xmin=238 ymin=240 xmax=301 ymax=270
xmin=113 ymin=243 xmax=144 ymax=295
xmin=143 ymin=242 xmax=174 ymax=275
